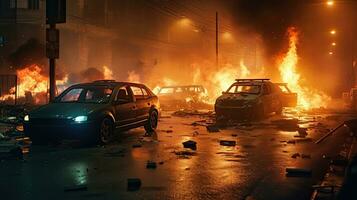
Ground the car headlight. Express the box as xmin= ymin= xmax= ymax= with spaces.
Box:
xmin=73 ymin=116 xmax=88 ymax=123
xmin=24 ymin=115 xmax=29 ymax=122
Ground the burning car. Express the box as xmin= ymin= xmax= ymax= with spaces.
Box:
xmin=24 ymin=80 xmax=160 ymax=144
xmin=215 ymin=79 xmax=297 ymax=121
xmin=157 ymin=85 xmax=210 ymax=110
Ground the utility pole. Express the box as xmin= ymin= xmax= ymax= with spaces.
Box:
xmin=216 ymin=12 xmax=219 ymax=69
xmin=46 ymin=0 xmax=66 ymax=102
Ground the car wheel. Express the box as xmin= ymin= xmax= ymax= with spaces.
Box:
xmin=99 ymin=118 xmax=114 ymax=144
xmin=145 ymin=110 xmax=158 ymax=134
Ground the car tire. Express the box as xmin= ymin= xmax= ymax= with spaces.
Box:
xmin=145 ymin=110 xmax=158 ymax=134
xmin=98 ymin=117 xmax=114 ymax=145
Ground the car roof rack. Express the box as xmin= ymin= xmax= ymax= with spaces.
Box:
xmin=92 ymin=80 xmax=116 ymax=83
xmin=235 ymin=78 xmax=270 ymax=82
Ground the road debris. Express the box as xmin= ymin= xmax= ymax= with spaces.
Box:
xmin=206 ymin=125 xmax=220 ymax=132
xmin=182 ymin=140 xmax=197 ymax=150
xmin=301 ymin=154 xmax=311 ymax=159
xmin=219 ymin=140 xmax=236 ymax=146
xmin=286 ymin=167 xmax=312 ymax=177
xmin=127 ymin=178 xmax=142 ymax=191
xmin=173 ymin=150 xmax=197 ymax=158
xmin=291 ymin=153 xmax=300 ymax=158
xmin=146 ymin=161 xmax=157 ymax=169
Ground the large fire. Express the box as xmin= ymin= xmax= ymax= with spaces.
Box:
xmin=278 ymin=27 xmax=330 ymax=109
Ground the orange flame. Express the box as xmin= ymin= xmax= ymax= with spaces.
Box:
xmin=278 ymin=27 xmax=330 ymax=109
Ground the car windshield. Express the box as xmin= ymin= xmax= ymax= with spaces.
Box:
xmin=57 ymin=86 xmax=114 ymax=103
xmin=227 ymin=84 xmax=261 ymax=94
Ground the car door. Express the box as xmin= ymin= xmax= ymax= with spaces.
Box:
xmin=140 ymin=86 xmax=152 ymax=115
xmin=129 ymin=85 xmax=148 ymax=121
xmin=276 ymin=83 xmax=297 ymax=107
xmin=113 ymin=85 xmax=137 ymax=127
xmin=261 ymin=84 xmax=274 ymax=113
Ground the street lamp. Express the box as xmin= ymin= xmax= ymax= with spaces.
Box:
xmin=332 ymin=42 xmax=336 ymax=46
xmin=330 ymin=29 xmax=336 ymax=35
xmin=329 ymin=51 xmax=334 ymax=55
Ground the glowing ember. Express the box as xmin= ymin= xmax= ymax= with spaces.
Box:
xmin=278 ymin=27 xmax=330 ymax=109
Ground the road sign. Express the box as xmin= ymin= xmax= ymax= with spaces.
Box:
xmin=46 ymin=28 xmax=59 ymax=59
xmin=46 ymin=0 xmax=66 ymax=24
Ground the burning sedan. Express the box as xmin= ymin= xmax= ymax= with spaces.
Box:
xmin=24 ymin=80 xmax=160 ymax=145
xmin=215 ymin=79 xmax=297 ymax=122
xmin=157 ymin=85 xmax=210 ymax=110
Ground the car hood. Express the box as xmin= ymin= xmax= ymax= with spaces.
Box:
xmin=216 ymin=93 xmax=259 ymax=105
xmin=30 ymin=103 xmax=106 ymax=118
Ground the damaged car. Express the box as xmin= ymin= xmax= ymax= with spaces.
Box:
xmin=215 ymin=79 xmax=297 ymax=121
xmin=24 ymin=80 xmax=160 ymax=145
xmin=157 ymin=85 xmax=210 ymax=110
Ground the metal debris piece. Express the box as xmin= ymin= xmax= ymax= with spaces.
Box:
xmin=206 ymin=125 xmax=220 ymax=132
xmin=286 ymin=167 xmax=312 ymax=177
xmin=127 ymin=178 xmax=142 ymax=191
xmin=146 ymin=161 xmax=157 ymax=169
xmin=301 ymin=154 xmax=311 ymax=159
xmin=219 ymin=140 xmax=236 ymax=146
xmin=182 ymin=140 xmax=197 ymax=150
xmin=291 ymin=153 xmax=300 ymax=158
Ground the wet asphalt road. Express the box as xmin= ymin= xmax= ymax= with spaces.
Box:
xmin=0 ymin=110 xmax=355 ymax=200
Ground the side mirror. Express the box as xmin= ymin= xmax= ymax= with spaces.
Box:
xmin=222 ymin=91 xmax=227 ymax=95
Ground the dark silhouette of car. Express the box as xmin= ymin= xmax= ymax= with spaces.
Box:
xmin=24 ymin=80 xmax=160 ymax=144
xmin=157 ymin=85 xmax=210 ymax=110
xmin=215 ymin=79 xmax=297 ymax=122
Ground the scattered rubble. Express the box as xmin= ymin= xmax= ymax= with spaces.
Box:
xmin=286 ymin=167 xmax=312 ymax=177
xmin=301 ymin=154 xmax=311 ymax=159
xmin=146 ymin=161 xmax=157 ymax=169
xmin=173 ymin=150 xmax=197 ymax=158
xmin=219 ymin=140 xmax=236 ymax=146
xmin=127 ymin=178 xmax=142 ymax=191
xmin=206 ymin=125 xmax=220 ymax=133
xmin=291 ymin=153 xmax=300 ymax=158
xmin=182 ymin=140 xmax=197 ymax=150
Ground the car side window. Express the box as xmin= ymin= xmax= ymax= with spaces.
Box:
xmin=141 ymin=87 xmax=149 ymax=97
xmin=130 ymin=86 xmax=144 ymax=100
xmin=61 ymin=88 xmax=83 ymax=102
xmin=115 ymin=86 xmax=131 ymax=102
